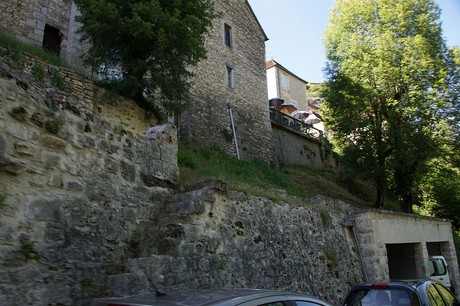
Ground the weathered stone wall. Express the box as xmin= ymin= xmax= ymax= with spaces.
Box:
xmin=107 ymin=185 xmax=363 ymax=305
xmin=272 ymin=124 xmax=327 ymax=168
xmin=185 ymin=0 xmax=276 ymax=164
xmin=0 ymin=0 xmax=70 ymax=44
xmin=0 ymin=53 xmax=364 ymax=306
xmin=0 ymin=53 xmax=180 ymax=305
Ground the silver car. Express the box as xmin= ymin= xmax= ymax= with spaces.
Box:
xmin=91 ymin=288 xmax=332 ymax=306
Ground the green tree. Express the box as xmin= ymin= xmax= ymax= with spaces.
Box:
xmin=322 ymin=0 xmax=456 ymax=212
xmin=73 ymin=0 xmax=217 ymax=117
xmin=419 ymin=46 xmax=460 ymax=224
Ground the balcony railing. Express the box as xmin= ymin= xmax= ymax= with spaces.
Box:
xmin=270 ymin=108 xmax=323 ymax=140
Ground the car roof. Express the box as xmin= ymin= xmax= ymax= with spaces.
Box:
xmin=92 ymin=288 xmax=332 ymax=306
xmin=349 ymin=279 xmax=439 ymax=291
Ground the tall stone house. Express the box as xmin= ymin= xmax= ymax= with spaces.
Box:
xmin=266 ymin=59 xmax=309 ymax=114
xmin=0 ymin=0 xmax=277 ymax=164
xmin=181 ymin=0 xmax=275 ymax=163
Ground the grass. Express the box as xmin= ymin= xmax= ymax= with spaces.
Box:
xmin=0 ymin=29 xmax=64 ymax=66
xmin=178 ymin=142 xmax=377 ymax=207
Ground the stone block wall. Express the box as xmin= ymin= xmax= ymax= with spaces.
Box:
xmin=271 ymin=123 xmax=325 ymax=167
xmin=185 ymin=0 xmax=276 ymax=164
xmin=0 ymin=53 xmax=180 ymax=305
xmin=0 ymin=52 xmax=366 ymax=306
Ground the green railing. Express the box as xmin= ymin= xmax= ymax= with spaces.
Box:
xmin=269 ymin=108 xmax=323 ymax=139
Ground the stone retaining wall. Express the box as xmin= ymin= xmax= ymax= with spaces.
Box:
xmin=0 ymin=54 xmax=364 ymax=305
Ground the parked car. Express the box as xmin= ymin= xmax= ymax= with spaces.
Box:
xmin=429 ymin=256 xmax=452 ymax=290
xmin=342 ymin=279 xmax=458 ymax=306
xmin=91 ymin=288 xmax=333 ymax=306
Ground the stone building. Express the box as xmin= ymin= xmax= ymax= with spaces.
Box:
xmin=266 ymin=59 xmax=309 ymax=113
xmin=181 ymin=0 xmax=276 ymax=163
xmin=0 ymin=0 xmax=87 ymax=71
xmin=0 ymin=0 xmax=277 ymax=164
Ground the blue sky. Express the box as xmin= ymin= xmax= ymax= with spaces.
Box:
xmin=247 ymin=0 xmax=460 ymax=83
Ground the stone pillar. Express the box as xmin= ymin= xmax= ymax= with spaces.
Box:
xmin=414 ymin=242 xmax=429 ymax=279
xmin=354 ymin=213 xmax=389 ymax=281
xmin=441 ymin=241 xmax=460 ymax=295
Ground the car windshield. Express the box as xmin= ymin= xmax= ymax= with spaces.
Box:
xmin=344 ymin=289 xmax=419 ymax=306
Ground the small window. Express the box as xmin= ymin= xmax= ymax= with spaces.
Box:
xmin=224 ymin=23 xmax=232 ymax=47
xmin=226 ymin=65 xmax=234 ymax=88
xmin=43 ymin=24 xmax=61 ymax=56
xmin=290 ymin=99 xmax=298 ymax=108
xmin=281 ymin=73 xmax=289 ymax=89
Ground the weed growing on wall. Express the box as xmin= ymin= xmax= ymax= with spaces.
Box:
xmin=0 ymin=194 xmax=6 ymax=209
xmin=320 ymin=210 xmax=332 ymax=227
xmin=51 ymin=68 xmax=66 ymax=90
xmin=324 ymin=246 xmax=337 ymax=264
xmin=20 ymin=242 xmax=39 ymax=259
xmin=219 ymin=258 xmax=227 ymax=270
xmin=80 ymin=277 xmax=93 ymax=287
xmin=31 ymin=64 xmax=45 ymax=82
xmin=44 ymin=120 xmax=60 ymax=134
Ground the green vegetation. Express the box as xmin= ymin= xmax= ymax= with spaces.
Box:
xmin=50 ymin=68 xmax=66 ymax=90
xmin=306 ymin=83 xmax=324 ymax=99
xmin=324 ymin=247 xmax=337 ymax=264
xmin=80 ymin=277 xmax=93 ymax=287
xmin=44 ymin=120 xmax=60 ymax=135
xmin=31 ymin=64 xmax=45 ymax=82
xmin=219 ymin=258 xmax=227 ymax=270
xmin=73 ymin=0 xmax=218 ymax=117
xmin=0 ymin=194 xmax=6 ymax=209
xmin=178 ymin=143 xmax=381 ymax=208
xmin=0 ymin=29 xmax=63 ymax=66
xmin=320 ymin=210 xmax=332 ymax=227
xmin=20 ymin=242 xmax=39 ymax=259
xmin=323 ymin=0 xmax=458 ymax=212
xmin=127 ymin=231 xmax=141 ymax=258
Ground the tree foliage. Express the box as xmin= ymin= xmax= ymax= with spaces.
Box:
xmin=73 ymin=0 xmax=217 ymax=117
xmin=322 ymin=0 xmax=458 ymax=212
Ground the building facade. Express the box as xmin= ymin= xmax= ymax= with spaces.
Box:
xmin=182 ymin=0 xmax=276 ymax=163
xmin=0 ymin=0 xmax=87 ymax=71
xmin=266 ymin=59 xmax=309 ymax=113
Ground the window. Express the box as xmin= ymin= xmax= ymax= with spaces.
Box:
xmin=434 ymin=284 xmax=459 ymax=306
xmin=224 ymin=23 xmax=232 ymax=47
xmin=430 ymin=258 xmax=447 ymax=276
xmin=281 ymin=73 xmax=289 ymax=89
xmin=226 ymin=64 xmax=234 ymax=88
xmin=290 ymin=99 xmax=298 ymax=108
xmin=42 ymin=24 xmax=61 ymax=56
xmin=428 ymin=284 xmax=446 ymax=306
